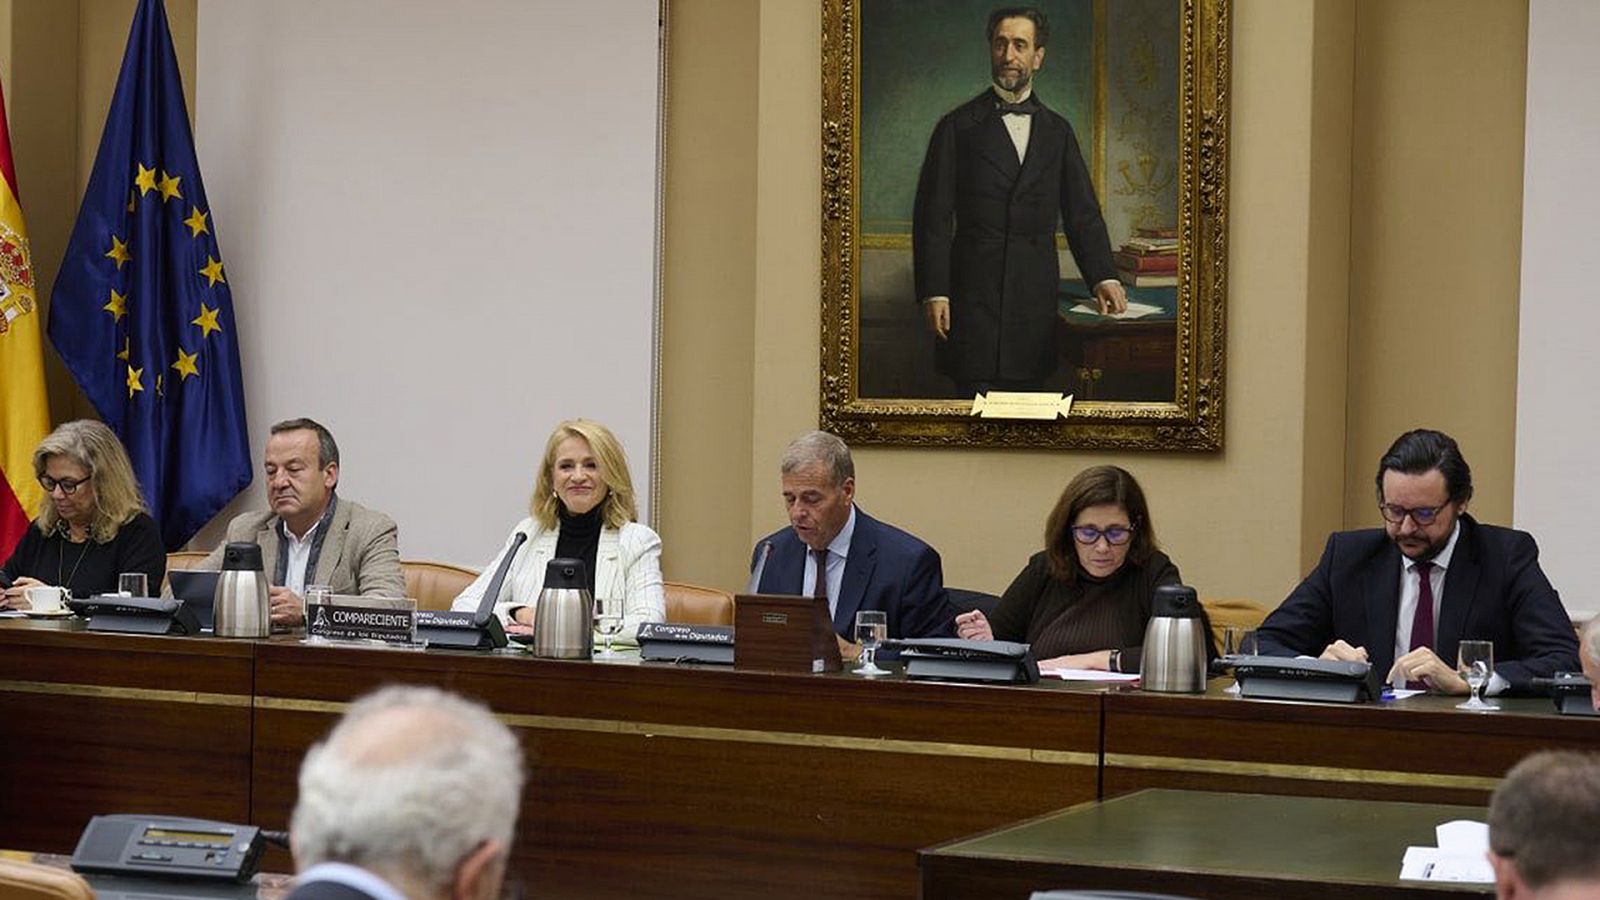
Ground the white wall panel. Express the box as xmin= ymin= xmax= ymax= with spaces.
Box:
xmin=195 ymin=1 xmax=660 ymax=567
xmin=1515 ymin=0 xmax=1600 ymax=615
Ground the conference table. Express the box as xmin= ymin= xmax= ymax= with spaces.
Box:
xmin=919 ymin=789 xmax=1492 ymax=899
xmin=1 ymin=618 xmax=1595 ymax=899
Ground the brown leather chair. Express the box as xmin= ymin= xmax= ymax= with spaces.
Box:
xmin=0 ymin=859 xmax=94 ymax=900
xmin=163 ymin=549 xmax=212 ymax=593
xmin=402 ymin=560 xmax=480 ymax=611
xmin=1201 ymin=596 xmax=1270 ymax=652
xmin=665 ymin=581 xmax=735 ymax=625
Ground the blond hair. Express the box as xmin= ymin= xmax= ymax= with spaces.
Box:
xmin=529 ymin=420 xmax=637 ymax=531
xmin=32 ymin=419 xmax=149 ymax=543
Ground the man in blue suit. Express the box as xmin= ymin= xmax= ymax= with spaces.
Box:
xmin=1258 ymin=429 xmax=1578 ymax=695
xmin=751 ymin=432 xmax=954 ymax=647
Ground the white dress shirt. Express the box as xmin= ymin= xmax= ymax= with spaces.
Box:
xmin=993 ymin=82 xmax=1033 ymax=163
xmin=281 ymin=517 xmax=323 ymax=597
xmin=802 ymin=506 xmax=856 ymax=618
xmin=1391 ymin=521 xmax=1505 ymax=695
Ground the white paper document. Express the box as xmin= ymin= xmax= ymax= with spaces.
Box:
xmin=1067 ymin=300 xmax=1165 ymax=320
xmin=1041 ymin=667 xmax=1140 ymax=682
xmin=1398 ymin=819 xmax=1492 ymax=883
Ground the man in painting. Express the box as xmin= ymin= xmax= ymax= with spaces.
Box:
xmin=913 ymin=5 xmax=1126 ymax=396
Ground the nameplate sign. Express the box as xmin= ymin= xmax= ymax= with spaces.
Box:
xmin=306 ymin=595 xmax=417 ymax=646
xmin=969 ymin=391 xmax=1075 ymax=420
xmin=637 ymin=622 xmax=735 ymax=665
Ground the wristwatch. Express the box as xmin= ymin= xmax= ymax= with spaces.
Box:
xmin=1108 ymin=648 xmax=1122 ymax=673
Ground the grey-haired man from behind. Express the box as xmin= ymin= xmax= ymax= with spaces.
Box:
xmin=286 ymin=686 xmax=525 ymax=900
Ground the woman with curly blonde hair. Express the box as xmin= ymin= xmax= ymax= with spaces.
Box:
xmin=1 ymin=420 xmax=164 ymax=606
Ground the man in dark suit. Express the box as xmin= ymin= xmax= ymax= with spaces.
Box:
xmin=1258 ymin=429 xmax=1579 ymax=694
xmin=287 ymin=686 xmax=524 ymax=900
xmin=913 ymin=6 xmax=1126 ymax=395
xmin=751 ymin=431 xmax=953 ymax=646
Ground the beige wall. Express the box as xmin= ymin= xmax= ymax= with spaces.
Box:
xmin=3 ymin=0 xmax=195 ymax=425
xmin=660 ymin=0 xmax=1361 ymax=605
xmin=658 ymin=0 xmax=760 ymax=590
xmin=6 ymin=1 xmax=1533 ymax=603
xmin=1344 ymin=0 xmax=1527 ymax=528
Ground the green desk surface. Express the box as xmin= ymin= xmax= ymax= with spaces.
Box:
xmin=927 ymin=789 xmax=1490 ymax=894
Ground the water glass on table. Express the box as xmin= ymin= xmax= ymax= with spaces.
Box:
xmin=118 ymin=572 xmax=148 ymax=598
xmin=853 ymin=610 xmax=888 ymax=676
xmin=1223 ymin=625 xmax=1257 ymax=659
xmin=1456 ymin=640 xmax=1499 ymax=711
xmin=594 ymin=596 xmax=624 ymax=657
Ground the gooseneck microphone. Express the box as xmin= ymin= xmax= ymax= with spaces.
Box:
xmin=473 ymin=531 xmax=529 ymax=628
xmin=745 ymin=540 xmax=773 ymax=594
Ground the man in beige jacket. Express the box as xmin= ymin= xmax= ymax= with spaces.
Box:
xmin=196 ymin=418 xmax=404 ymax=625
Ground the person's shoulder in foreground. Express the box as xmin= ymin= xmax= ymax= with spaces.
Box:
xmin=1488 ymin=750 xmax=1600 ymax=900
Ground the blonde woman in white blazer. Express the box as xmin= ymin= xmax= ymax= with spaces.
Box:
xmin=451 ymin=420 xmax=665 ymax=645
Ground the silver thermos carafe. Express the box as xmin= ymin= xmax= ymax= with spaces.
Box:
xmin=1140 ymin=583 xmax=1207 ymax=692
xmin=531 ymin=558 xmax=593 ymax=659
xmin=213 ymin=542 xmax=270 ymax=638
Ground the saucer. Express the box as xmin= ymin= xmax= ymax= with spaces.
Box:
xmin=22 ymin=608 xmax=74 ymax=619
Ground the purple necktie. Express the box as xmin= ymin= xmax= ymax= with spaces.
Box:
xmin=1408 ymin=561 xmax=1435 ymax=689
xmin=811 ymin=548 xmax=830 ymax=603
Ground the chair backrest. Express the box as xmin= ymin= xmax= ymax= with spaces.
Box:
xmin=402 ymin=559 xmax=481 ymax=611
xmin=1200 ymin=596 xmax=1270 ymax=652
xmin=945 ymin=587 xmax=1001 ymax=618
xmin=0 ymin=859 xmax=95 ymax=900
xmin=665 ymin=581 xmax=735 ymax=625
xmin=164 ymin=549 xmax=212 ymax=592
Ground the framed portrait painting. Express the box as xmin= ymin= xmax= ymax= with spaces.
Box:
xmin=819 ymin=0 xmax=1230 ymax=450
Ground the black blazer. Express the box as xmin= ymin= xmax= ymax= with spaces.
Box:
xmin=1256 ymin=515 xmax=1578 ymax=693
xmin=913 ymin=89 xmax=1117 ymax=383
xmin=753 ymin=507 xmax=954 ymax=640
xmin=286 ymin=878 xmax=384 ymax=900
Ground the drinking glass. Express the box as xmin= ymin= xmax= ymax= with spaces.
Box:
xmin=1456 ymin=640 xmax=1499 ymax=711
xmin=118 ymin=572 xmax=148 ymax=597
xmin=303 ymin=584 xmax=332 ymax=630
xmin=594 ymin=596 xmax=624 ymax=657
xmin=1223 ymin=626 xmax=1258 ymax=659
xmin=854 ymin=610 xmax=889 ymax=676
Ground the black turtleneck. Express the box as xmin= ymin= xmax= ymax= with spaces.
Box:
xmin=554 ymin=504 xmax=603 ymax=594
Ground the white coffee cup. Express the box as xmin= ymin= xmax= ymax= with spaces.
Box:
xmin=24 ymin=586 xmax=67 ymax=613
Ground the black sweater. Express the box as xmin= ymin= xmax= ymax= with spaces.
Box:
xmin=1 ymin=513 xmax=166 ymax=598
xmin=989 ymin=549 xmax=1209 ymax=672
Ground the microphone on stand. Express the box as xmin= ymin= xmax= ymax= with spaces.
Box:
xmin=745 ymin=540 xmax=773 ymax=594
xmin=473 ymin=531 xmax=529 ymax=628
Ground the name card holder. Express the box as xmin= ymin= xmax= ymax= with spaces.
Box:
xmin=306 ymin=594 xmax=418 ymax=647
xmin=733 ymin=593 xmax=841 ymax=674
xmin=415 ymin=610 xmax=509 ymax=650
xmin=637 ymin=622 xmax=735 ymax=664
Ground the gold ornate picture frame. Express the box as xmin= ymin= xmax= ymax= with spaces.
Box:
xmin=819 ymin=0 xmax=1230 ymax=450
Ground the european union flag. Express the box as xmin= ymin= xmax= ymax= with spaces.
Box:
xmin=48 ymin=0 xmax=250 ymax=550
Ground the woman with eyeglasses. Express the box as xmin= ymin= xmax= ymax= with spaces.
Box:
xmin=1 ymin=420 xmax=165 ymax=607
xmin=954 ymin=464 xmax=1212 ymax=673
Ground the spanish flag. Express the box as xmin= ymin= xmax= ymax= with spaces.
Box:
xmin=0 ymin=74 xmax=50 ymax=560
